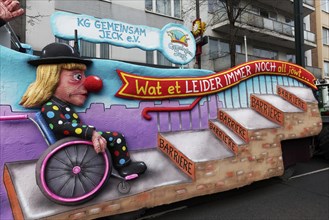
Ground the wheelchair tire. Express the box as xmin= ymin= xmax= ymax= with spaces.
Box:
xmin=35 ymin=137 xmax=111 ymax=205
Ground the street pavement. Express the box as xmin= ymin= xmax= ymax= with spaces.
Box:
xmin=136 ymin=156 xmax=329 ymax=220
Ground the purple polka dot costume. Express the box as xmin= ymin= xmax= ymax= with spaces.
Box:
xmin=41 ymin=97 xmax=130 ymax=167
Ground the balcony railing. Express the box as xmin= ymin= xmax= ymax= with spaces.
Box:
xmin=213 ymin=11 xmax=316 ymax=45
xmin=238 ymin=11 xmax=316 ymax=43
xmin=256 ymin=0 xmax=314 ymax=15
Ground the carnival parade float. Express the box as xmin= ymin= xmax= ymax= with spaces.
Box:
xmin=0 ymin=12 xmax=322 ymax=219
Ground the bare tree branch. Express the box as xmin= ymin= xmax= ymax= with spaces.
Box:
xmin=184 ymin=0 xmax=254 ymax=67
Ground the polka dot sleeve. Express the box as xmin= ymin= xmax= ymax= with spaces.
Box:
xmin=41 ymin=101 xmax=95 ymax=140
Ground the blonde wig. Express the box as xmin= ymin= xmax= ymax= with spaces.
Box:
xmin=20 ymin=63 xmax=86 ymax=108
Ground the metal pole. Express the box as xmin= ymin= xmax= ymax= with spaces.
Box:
xmin=244 ymin=35 xmax=248 ymax=62
xmin=196 ymin=0 xmax=200 ymax=18
xmin=196 ymin=0 xmax=201 ymax=69
xmin=74 ymin=29 xmax=80 ymax=56
xmin=294 ymin=0 xmax=305 ymax=67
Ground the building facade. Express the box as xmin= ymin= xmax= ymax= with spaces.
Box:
xmin=7 ymin=0 xmax=184 ymax=67
xmin=3 ymin=0 xmax=327 ymax=76
xmin=311 ymin=0 xmax=329 ymax=78
xmin=182 ymin=0 xmax=322 ymax=77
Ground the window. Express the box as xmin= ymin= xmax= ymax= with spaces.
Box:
xmin=146 ymin=50 xmax=154 ymax=64
xmin=146 ymin=50 xmax=173 ymax=66
xmin=259 ymin=9 xmax=268 ymax=18
xmin=322 ymin=0 xmax=329 ymax=13
xmin=248 ymin=6 xmax=260 ymax=15
xmin=253 ymin=47 xmax=278 ymax=59
xmin=173 ymin=0 xmax=181 ymax=18
xmin=145 ymin=0 xmax=181 ymax=19
xmin=324 ymin=61 xmax=329 ymax=77
xmin=259 ymin=9 xmax=277 ymax=21
xmin=286 ymin=54 xmax=296 ymax=63
xmin=246 ymin=6 xmax=277 ymax=21
xmin=156 ymin=0 xmax=171 ymax=16
xmin=56 ymin=38 xmax=109 ymax=58
xmin=208 ymin=0 xmax=224 ymax=13
xmin=268 ymin=12 xmax=277 ymax=20
xmin=100 ymin=43 xmax=110 ymax=59
xmin=285 ymin=17 xmax=294 ymax=25
xmin=145 ymin=0 xmax=153 ymax=11
xmin=236 ymin=44 xmax=242 ymax=53
xmin=157 ymin=51 xmax=172 ymax=66
xmin=323 ymin=28 xmax=329 ymax=45
xmin=56 ymin=38 xmax=70 ymax=45
xmin=80 ymin=40 xmax=96 ymax=57
xmin=209 ymin=38 xmax=228 ymax=59
xmin=209 ymin=38 xmax=241 ymax=59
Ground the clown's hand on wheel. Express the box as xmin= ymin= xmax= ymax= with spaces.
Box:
xmin=92 ymin=131 xmax=107 ymax=154
xmin=0 ymin=0 xmax=24 ymax=22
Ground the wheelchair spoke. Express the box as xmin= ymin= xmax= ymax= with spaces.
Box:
xmin=81 ymin=160 xmax=105 ymax=169
xmin=74 ymin=145 xmax=78 ymax=165
xmin=47 ymin=166 xmax=71 ymax=172
xmin=63 ymin=148 xmax=74 ymax=167
xmin=52 ymin=156 xmax=72 ymax=168
xmin=77 ymin=174 xmax=87 ymax=194
xmin=80 ymin=172 xmax=97 ymax=187
xmin=46 ymin=172 xmax=70 ymax=182
xmin=58 ymin=176 xmax=74 ymax=196
xmin=83 ymin=154 xmax=102 ymax=166
xmin=84 ymin=168 xmax=104 ymax=176
xmin=79 ymin=145 xmax=90 ymax=166
xmin=70 ymin=176 xmax=77 ymax=198
xmin=81 ymin=165 xmax=105 ymax=175
xmin=81 ymin=164 xmax=105 ymax=172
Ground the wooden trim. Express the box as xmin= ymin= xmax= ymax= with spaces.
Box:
xmin=3 ymin=164 xmax=24 ymax=220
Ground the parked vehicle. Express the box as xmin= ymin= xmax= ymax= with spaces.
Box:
xmin=314 ymin=78 xmax=329 ymax=159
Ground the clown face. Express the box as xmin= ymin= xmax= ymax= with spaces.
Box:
xmin=54 ymin=69 xmax=88 ymax=106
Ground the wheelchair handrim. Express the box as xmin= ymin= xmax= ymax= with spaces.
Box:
xmin=40 ymin=140 xmax=110 ymax=203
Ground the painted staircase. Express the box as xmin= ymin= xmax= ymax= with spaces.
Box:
xmin=158 ymin=85 xmax=322 ymax=190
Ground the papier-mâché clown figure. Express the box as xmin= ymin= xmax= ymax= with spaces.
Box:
xmin=20 ymin=42 xmax=147 ymax=177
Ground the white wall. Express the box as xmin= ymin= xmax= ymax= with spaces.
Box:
xmin=111 ymin=0 xmax=145 ymax=10
xmin=26 ymin=0 xmax=55 ymax=51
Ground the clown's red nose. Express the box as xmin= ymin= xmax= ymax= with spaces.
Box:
xmin=84 ymin=75 xmax=103 ymax=93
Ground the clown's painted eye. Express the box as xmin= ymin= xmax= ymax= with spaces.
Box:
xmin=73 ymin=73 xmax=82 ymax=81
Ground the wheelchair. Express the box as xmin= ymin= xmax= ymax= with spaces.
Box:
xmin=1 ymin=112 xmax=136 ymax=205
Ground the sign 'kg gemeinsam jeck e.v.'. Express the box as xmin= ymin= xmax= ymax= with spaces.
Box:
xmin=51 ymin=12 xmax=196 ymax=65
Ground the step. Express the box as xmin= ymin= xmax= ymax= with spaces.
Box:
xmin=158 ymin=130 xmax=234 ymax=180
xmin=208 ymin=119 xmax=247 ymax=155
xmin=250 ymin=94 xmax=303 ymax=126
xmin=218 ymin=108 xmax=280 ymax=142
xmin=277 ymin=85 xmax=317 ymax=111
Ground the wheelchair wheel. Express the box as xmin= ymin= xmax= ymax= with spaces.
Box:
xmin=36 ymin=137 xmax=111 ymax=205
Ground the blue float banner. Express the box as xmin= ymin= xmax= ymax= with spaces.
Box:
xmin=51 ymin=12 xmax=196 ymax=65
